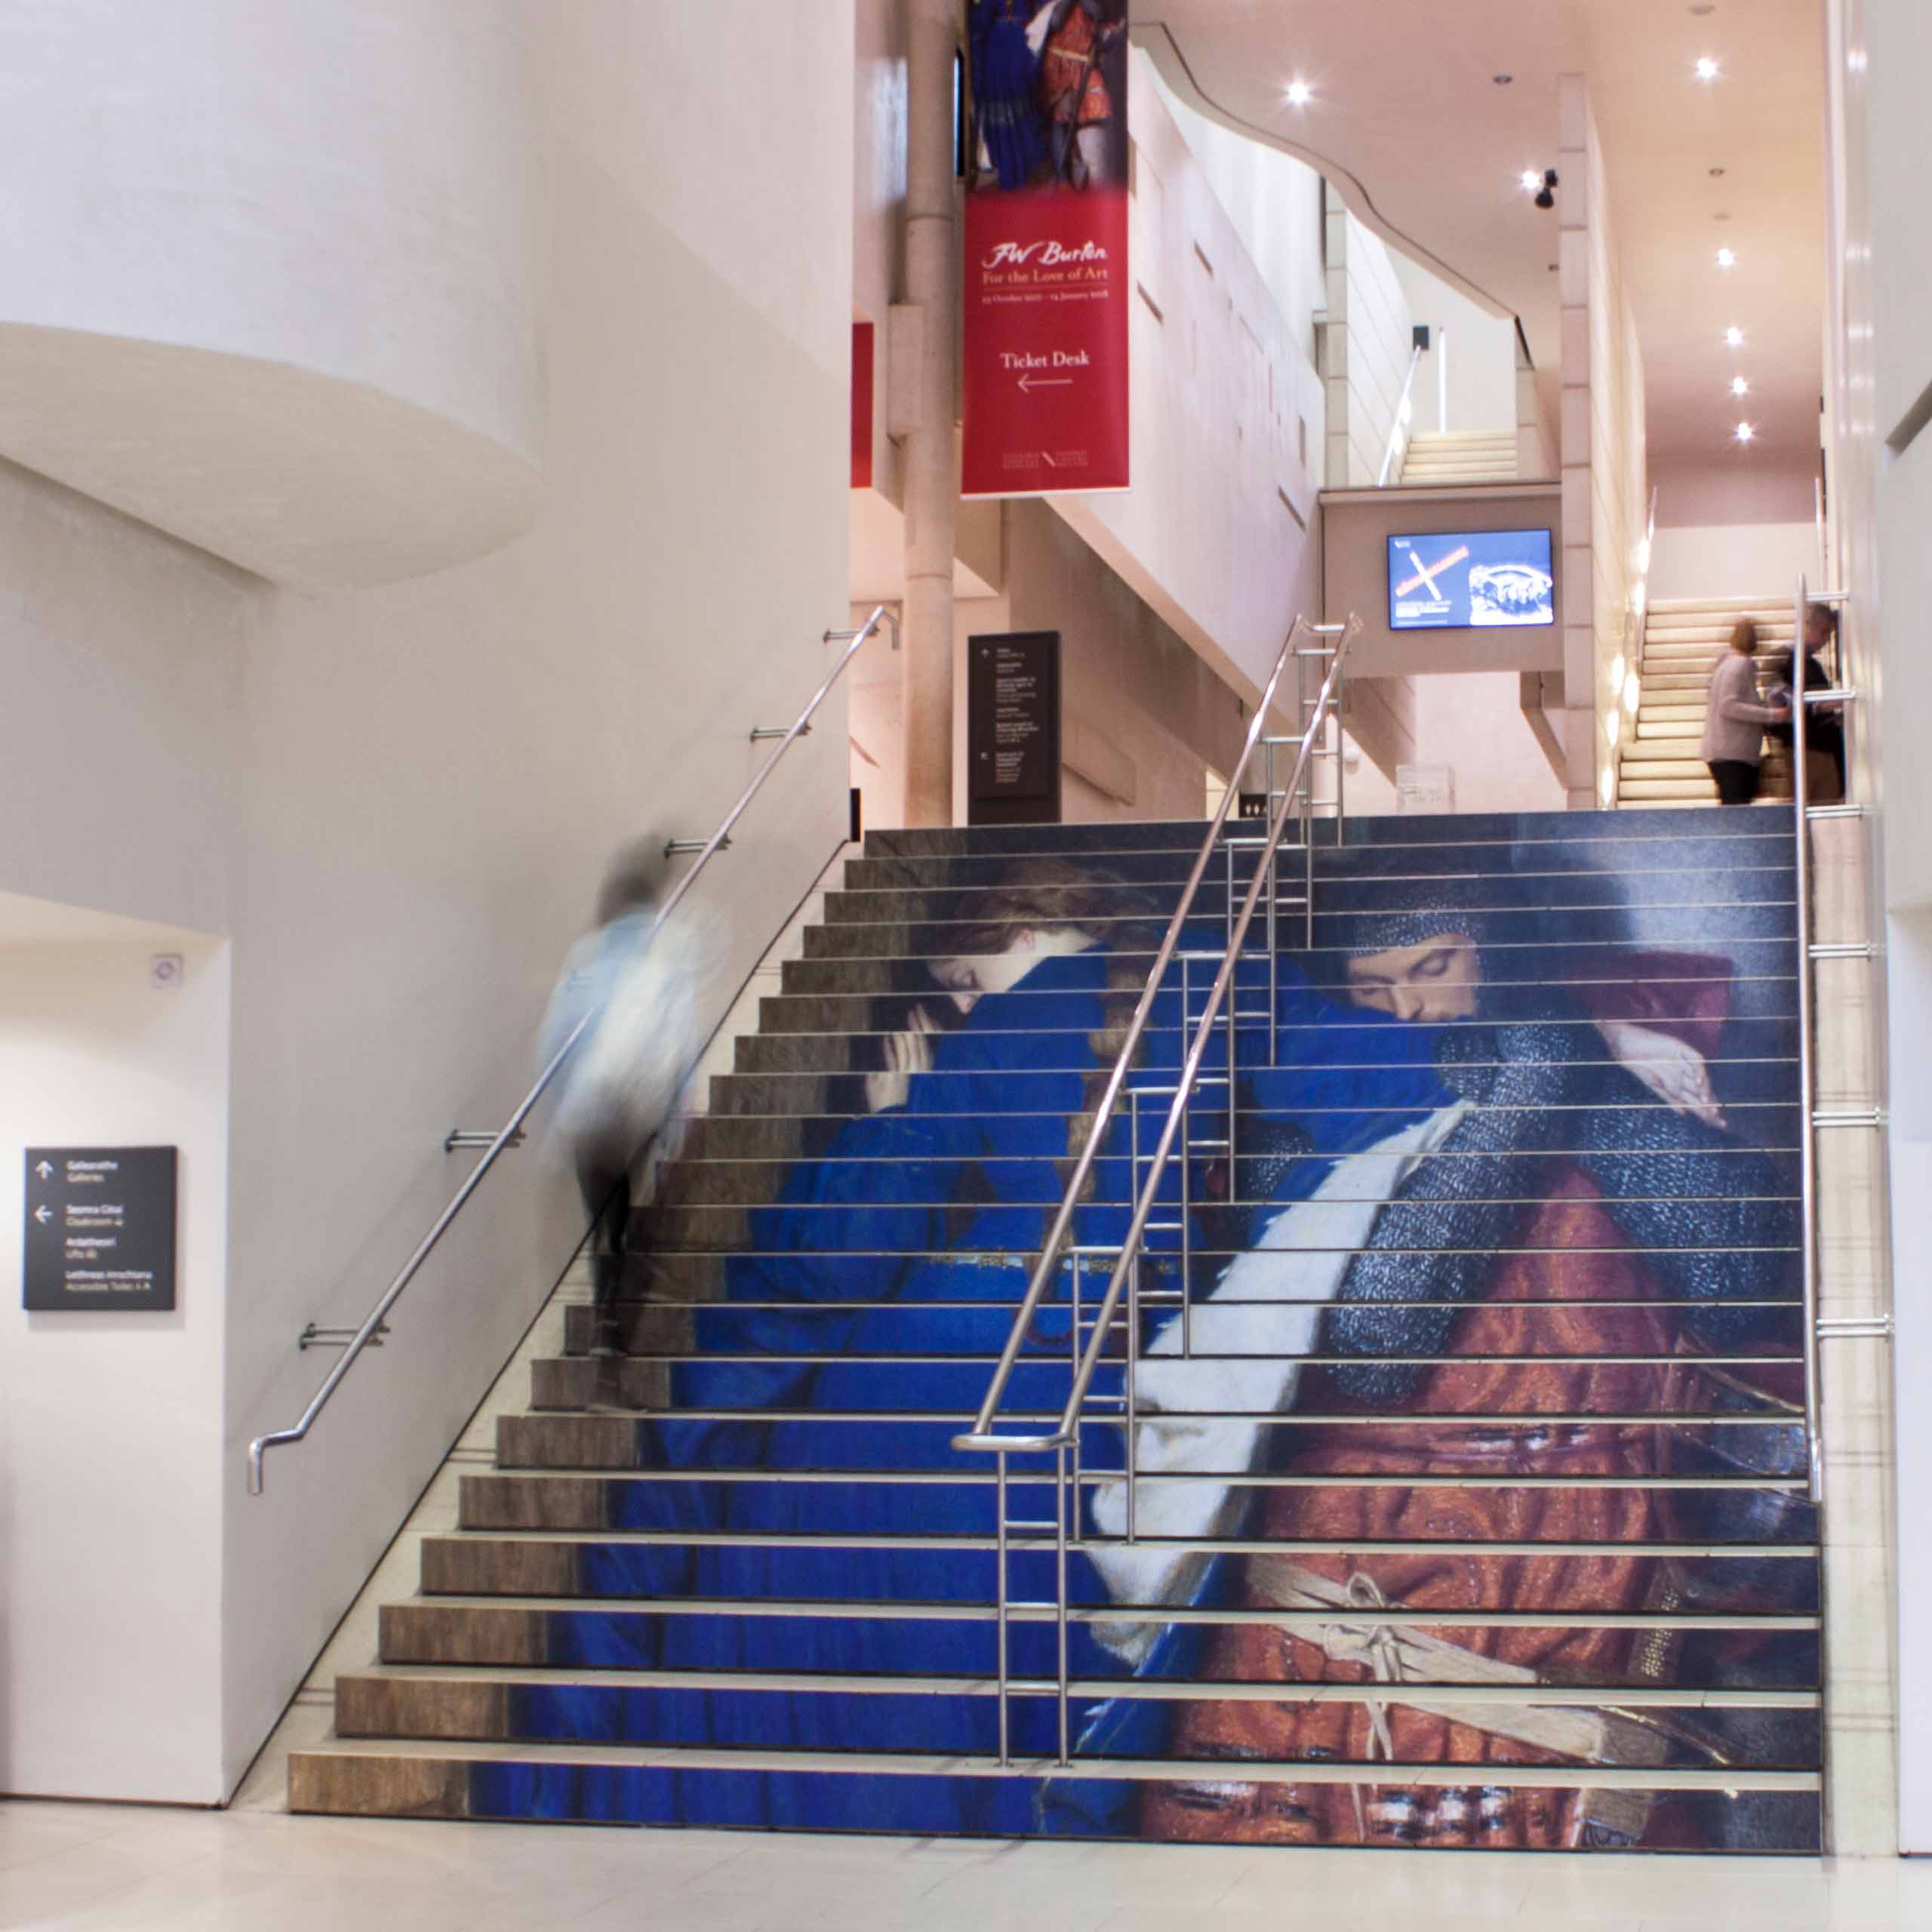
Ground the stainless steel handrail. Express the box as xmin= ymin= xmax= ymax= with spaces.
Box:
xmin=1792 ymin=575 xmax=1822 ymax=1504
xmin=955 ymin=613 xmax=1358 ymax=1460
xmin=1377 ymin=345 xmax=1425 ymax=486
xmin=1792 ymin=576 xmax=1868 ymax=1506
xmin=246 ymin=604 xmax=899 ymax=1494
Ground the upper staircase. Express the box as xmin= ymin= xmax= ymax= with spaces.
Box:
xmin=288 ymin=808 xmax=1819 ymax=1853
xmin=1399 ymin=430 xmax=1519 ymax=486
xmin=1618 ymin=596 xmax=1796 ymax=808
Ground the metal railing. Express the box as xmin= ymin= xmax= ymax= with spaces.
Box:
xmin=1790 ymin=574 xmax=1877 ymax=1507
xmin=953 ymin=611 xmax=1358 ymax=1763
xmin=246 ymin=604 xmax=899 ymax=1494
xmin=1377 ymin=344 xmax=1424 ymax=486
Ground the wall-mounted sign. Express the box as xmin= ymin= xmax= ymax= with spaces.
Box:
xmin=23 ymin=1146 xmax=177 ymax=1312
xmin=969 ymin=630 xmax=1062 ymax=825
xmin=1396 ymin=764 xmax=1457 ymax=814
xmin=961 ymin=0 xmax=1131 ymax=497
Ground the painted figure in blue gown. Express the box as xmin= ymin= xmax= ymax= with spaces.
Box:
xmin=968 ymin=1 xmax=1051 ymax=192
xmin=525 ymin=861 xmax=1463 ymax=1830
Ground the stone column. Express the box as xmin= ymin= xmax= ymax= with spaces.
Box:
xmin=901 ymin=0 xmax=958 ymax=826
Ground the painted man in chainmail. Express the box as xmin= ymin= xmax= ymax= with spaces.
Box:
xmin=1075 ymin=845 xmax=1813 ymax=1850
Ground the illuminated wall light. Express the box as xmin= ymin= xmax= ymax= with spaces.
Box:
xmin=1624 ymin=676 xmax=1641 ymax=717
xmin=1735 ymin=422 xmax=1755 ymax=443
xmin=1521 ymin=169 xmax=1543 ymax=192
xmin=1731 ymin=376 xmax=1751 ymax=396
xmin=1636 ymin=537 xmax=1652 ymax=574
xmin=1716 ymin=248 xmax=1737 ymax=269
xmin=1725 ymin=326 xmax=1745 ymax=347
xmin=1599 ymin=765 xmax=1617 ymax=807
xmin=1695 ymin=57 xmax=1720 ymax=82
xmin=1285 ymin=80 xmax=1312 ymax=106
xmin=1609 ymin=652 xmax=1628 ymax=696
xmin=1605 ymin=707 xmax=1623 ymax=749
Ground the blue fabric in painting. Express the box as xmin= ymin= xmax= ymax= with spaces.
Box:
xmin=560 ymin=941 xmax=1456 ymax=1829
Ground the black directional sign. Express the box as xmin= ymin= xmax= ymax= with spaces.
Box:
xmin=968 ymin=630 xmax=1062 ymax=826
xmin=23 ymin=1146 xmax=177 ymax=1312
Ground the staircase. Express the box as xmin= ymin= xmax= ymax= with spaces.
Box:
xmin=1399 ymin=430 xmax=1519 ymax=486
xmin=288 ymin=808 xmax=1820 ymax=1853
xmin=1618 ymin=596 xmax=1796 ymax=807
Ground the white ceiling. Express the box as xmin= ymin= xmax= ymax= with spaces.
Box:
xmin=1140 ymin=0 xmax=1826 ymax=463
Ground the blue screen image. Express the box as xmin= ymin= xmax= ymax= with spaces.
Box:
xmin=1387 ymin=528 xmax=1555 ymax=630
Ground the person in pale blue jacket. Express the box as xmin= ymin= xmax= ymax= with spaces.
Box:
xmin=540 ymin=837 xmax=710 ymax=1407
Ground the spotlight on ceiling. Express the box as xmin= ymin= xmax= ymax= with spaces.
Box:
xmin=1725 ymin=326 xmax=1745 ymax=347
xmin=1521 ymin=169 xmax=1543 ymax=192
xmin=1735 ymin=421 xmax=1756 ymax=443
xmin=1716 ymin=246 xmax=1737 ymax=268
xmin=1731 ymin=376 xmax=1751 ymax=396
xmin=1696 ymin=57 xmax=1720 ymax=81
xmin=1534 ymin=168 xmax=1558 ymax=211
xmin=1285 ymin=79 xmax=1312 ymax=106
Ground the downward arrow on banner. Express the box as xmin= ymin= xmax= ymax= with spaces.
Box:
xmin=1018 ymin=372 xmax=1074 ymax=392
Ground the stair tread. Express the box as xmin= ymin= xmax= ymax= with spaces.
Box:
xmin=336 ymin=1663 xmax=1821 ymax=1706
xmin=288 ymin=1737 xmax=1821 ymax=1792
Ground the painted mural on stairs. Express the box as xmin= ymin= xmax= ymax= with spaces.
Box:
xmin=315 ymin=815 xmax=1820 ymax=1850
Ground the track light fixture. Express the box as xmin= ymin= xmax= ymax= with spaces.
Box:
xmin=1534 ymin=168 xmax=1558 ymax=211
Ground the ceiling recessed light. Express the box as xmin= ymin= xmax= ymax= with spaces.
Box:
xmin=1696 ymin=57 xmax=1721 ymax=81
xmin=1732 ymin=376 xmax=1751 ymax=396
xmin=1521 ymin=169 xmax=1543 ymax=192
xmin=1725 ymin=325 xmax=1745 ymax=346
xmin=1709 ymin=165 xmax=1727 ymax=177
xmin=1690 ymin=3 xmax=1717 ymax=14
xmin=1716 ymin=247 xmax=1737 ymax=268
xmin=1494 ymin=72 xmax=1514 ymax=85
xmin=1285 ymin=80 xmax=1312 ymax=106
xmin=1735 ymin=421 xmax=1756 ymax=443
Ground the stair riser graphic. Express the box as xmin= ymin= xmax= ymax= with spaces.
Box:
xmin=818 ymin=870 xmax=1798 ymax=922
xmin=334 ymin=1681 xmax=1826 ymax=1771
xmin=839 ymin=840 xmax=1795 ymax=891
xmin=860 ymin=804 xmax=1780 ymax=854
xmin=380 ymin=1605 xmax=1821 ymax=1690
xmin=304 ymin=804 xmax=1821 ymax=1852
xmin=800 ymin=908 xmax=1798 ymax=961
xmin=292 ymin=1757 xmax=1823 ymax=1852
xmin=427 ymin=1522 xmax=1823 ymax=1601
xmin=777 ymin=947 xmax=1802 ymax=999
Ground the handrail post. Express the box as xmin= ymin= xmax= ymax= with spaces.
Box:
xmin=950 ymin=616 xmax=1329 ymax=1454
xmin=247 ymin=603 xmax=896 ymax=1494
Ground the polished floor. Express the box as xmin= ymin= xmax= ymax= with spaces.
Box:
xmin=2 ymin=1801 xmax=1930 ymax=1931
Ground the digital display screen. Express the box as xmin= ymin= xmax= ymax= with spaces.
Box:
xmin=1387 ymin=529 xmax=1555 ymax=631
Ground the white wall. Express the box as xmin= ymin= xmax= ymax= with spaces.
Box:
xmin=0 ymin=0 xmax=542 ymax=589
xmin=1389 ymin=252 xmax=1518 ymax=440
xmin=1823 ymin=0 xmax=1912 ymax=1855
xmin=1154 ymin=72 xmax=1325 ymax=371
xmin=1321 ymin=189 xmax=1416 ymax=489
xmin=1049 ymin=48 xmax=1326 ymax=709
xmin=0 ymin=0 xmax=856 ymax=1803
xmin=0 ymin=932 xmax=230 ymax=1801
xmin=1558 ymin=76 xmax=1647 ymax=810
xmin=1649 ymin=459 xmax=1820 ymax=599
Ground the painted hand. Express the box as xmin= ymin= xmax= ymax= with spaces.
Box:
xmin=864 ymin=1004 xmax=939 ymax=1112
xmin=1599 ymin=1019 xmax=1726 ymax=1130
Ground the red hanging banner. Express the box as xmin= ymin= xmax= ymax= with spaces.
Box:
xmin=962 ymin=0 xmax=1131 ymax=498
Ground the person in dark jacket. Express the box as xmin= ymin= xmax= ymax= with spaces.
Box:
xmin=1765 ymin=602 xmax=1845 ymax=801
